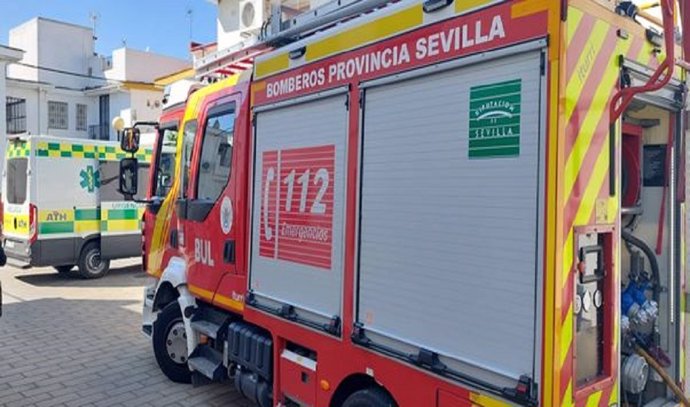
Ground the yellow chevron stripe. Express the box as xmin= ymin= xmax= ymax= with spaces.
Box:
xmin=562 ymin=381 xmax=573 ymax=407
xmin=562 ymin=40 xmax=647 ymax=284
xmin=566 ymin=7 xmax=584 ymax=47
xmin=562 ymin=132 xmax=611 ymax=289
xmin=564 ymin=28 xmax=625 ymax=176
xmin=559 ymin=304 xmax=573 ymax=367
xmin=586 ymin=390 xmax=602 ymax=407
xmin=609 ymin=379 xmax=619 ymax=405
xmin=557 ymin=141 xmax=611 ymax=406
xmin=564 ymin=20 xmax=611 ymax=122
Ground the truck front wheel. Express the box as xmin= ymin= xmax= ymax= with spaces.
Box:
xmin=152 ymin=302 xmax=191 ymax=383
xmin=342 ymin=388 xmax=396 ymax=407
xmin=77 ymin=241 xmax=110 ymax=279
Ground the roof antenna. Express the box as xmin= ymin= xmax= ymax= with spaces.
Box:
xmin=186 ymin=7 xmax=194 ymax=42
xmin=89 ymin=11 xmax=100 ymax=41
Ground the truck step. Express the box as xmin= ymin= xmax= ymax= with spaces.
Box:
xmin=191 ymin=320 xmax=222 ymax=340
xmin=188 ymin=345 xmax=226 ymax=382
xmin=190 ymin=306 xmax=230 ymax=340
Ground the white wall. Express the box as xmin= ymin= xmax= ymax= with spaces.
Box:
xmin=6 ymin=80 xmax=98 ymax=139
xmin=6 ymin=20 xmax=38 ymax=82
xmin=4 ymin=18 xmax=186 ymax=144
xmin=36 ymin=19 xmax=102 ymax=89
xmin=128 ymin=89 xmax=163 ymax=123
xmin=41 ymin=90 xmax=97 ymax=139
xmin=8 ymin=18 xmax=104 ymax=90
xmin=104 ymin=48 xmax=189 ymax=83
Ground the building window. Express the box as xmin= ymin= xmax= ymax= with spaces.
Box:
xmin=76 ymin=104 xmax=87 ymax=131
xmin=6 ymin=97 xmax=26 ymax=134
xmin=48 ymin=101 xmax=68 ymax=130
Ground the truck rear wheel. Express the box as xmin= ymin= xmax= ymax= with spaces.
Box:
xmin=152 ymin=302 xmax=191 ymax=383
xmin=342 ymin=387 xmax=396 ymax=407
xmin=77 ymin=241 xmax=110 ymax=279
xmin=54 ymin=265 xmax=75 ymax=274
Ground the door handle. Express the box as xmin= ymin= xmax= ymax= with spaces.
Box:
xmin=223 ymin=240 xmax=235 ymax=264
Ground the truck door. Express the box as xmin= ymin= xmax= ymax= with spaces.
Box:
xmin=144 ymin=119 xmax=180 ymax=275
xmin=180 ymin=96 xmax=239 ymax=300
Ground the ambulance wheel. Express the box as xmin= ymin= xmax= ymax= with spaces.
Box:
xmin=342 ymin=387 xmax=396 ymax=407
xmin=152 ymin=302 xmax=191 ymax=383
xmin=54 ymin=265 xmax=74 ymax=274
xmin=77 ymin=242 xmax=110 ymax=279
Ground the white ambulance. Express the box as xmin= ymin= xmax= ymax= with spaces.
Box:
xmin=2 ymin=135 xmax=153 ymax=278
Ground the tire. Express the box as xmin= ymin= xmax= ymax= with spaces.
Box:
xmin=54 ymin=265 xmax=75 ymax=274
xmin=342 ymin=387 xmax=396 ymax=407
xmin=152 ymin=302 xmax=191 ymax=383
xmin=77 ymin=241 xmax=110 ymax=279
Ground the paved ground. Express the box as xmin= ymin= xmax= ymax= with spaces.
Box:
xmin=0 ymin=259 xmax=688 ymax=406
xmin=0 ymin=260 xmax=251 ymax=407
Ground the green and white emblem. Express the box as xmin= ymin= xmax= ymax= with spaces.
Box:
xmin=468 ymin=79 xmax=522 ymax=159
xmin=80 ymin=165 xmax=101 ymax=193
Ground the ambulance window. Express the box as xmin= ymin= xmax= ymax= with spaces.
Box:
xmin=7 ymin=158 xmax=28 ymax=204
xmin=196 ymin=104 xmax=234 ymax=202
xmin=99 ymin=161 xmax=123 ymax=201
xmin=101 ymin=160 xmax=150 ymax=200
xmin=180 ymin=120 xmax=198 ymax=199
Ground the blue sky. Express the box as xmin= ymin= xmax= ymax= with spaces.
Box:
xmin=0 ymin=0 xmax=217 ymax=60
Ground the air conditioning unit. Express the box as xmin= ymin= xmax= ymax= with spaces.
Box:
xmin=239 ymin=0 xmax=264 ymax=34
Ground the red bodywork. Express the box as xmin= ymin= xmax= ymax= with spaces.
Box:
xmin=178 ymin=4 xmax=550 ymax=406
xmin=180 ymin=83 xmax=252 ymax=313
xmin=167 ymin=1 xmax=687 ymax=405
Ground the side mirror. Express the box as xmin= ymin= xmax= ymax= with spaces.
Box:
xmin=120 ymin=127 xmax=141 ymax=153
xmin=119 ymin=158 xmax=139 ymax=198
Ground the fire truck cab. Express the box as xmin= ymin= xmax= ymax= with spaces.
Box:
xmin=119 ymin=0 xmax=690 ymax=406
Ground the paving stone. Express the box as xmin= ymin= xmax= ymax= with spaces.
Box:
xmin=0 ymin=261 xmax=242 ymax=407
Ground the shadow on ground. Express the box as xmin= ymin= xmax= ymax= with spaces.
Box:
xmin=0 ymin=297 xmax=248 ymax=407
xmin=15 ymin=264 xmax=149 ymax=288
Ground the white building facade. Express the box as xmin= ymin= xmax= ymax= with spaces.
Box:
xmin=5 ymin=18 xmax=190 ymax=144
xmin=0 ymin=45 xmax=24 ymax=163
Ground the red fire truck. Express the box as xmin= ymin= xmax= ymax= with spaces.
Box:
xmin=118 ymin=0 xmax=690 ymax=406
